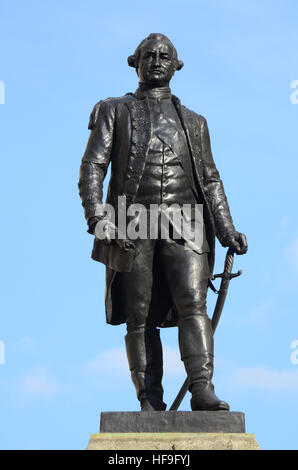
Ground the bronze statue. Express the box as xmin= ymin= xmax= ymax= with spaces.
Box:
xmin=79 ymin=33 xmax=247 ymax=412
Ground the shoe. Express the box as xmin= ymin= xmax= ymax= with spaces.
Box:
xmin=190 ymin=384 xmax=230 ymax=411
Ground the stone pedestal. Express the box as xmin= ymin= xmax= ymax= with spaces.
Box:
xmin=87 ymin=432 xmax=260 ymax=450
xmin=87 ymin=411 xmax=260 ymax=450
xmin=100 ymin=411 xmax=245 ymax=433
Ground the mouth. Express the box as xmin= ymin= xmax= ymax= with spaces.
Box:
xmin=149 ymin=69 xmax=163 ymax=76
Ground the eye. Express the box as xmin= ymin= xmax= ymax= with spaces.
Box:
xmin=144 ymin=51 xmax=154 ymax=59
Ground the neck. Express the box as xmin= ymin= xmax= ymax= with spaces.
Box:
xmin=138 ymin=82 xmax=171 ymax=92
xmin=136 ymin=83 xmax=172 ymax=99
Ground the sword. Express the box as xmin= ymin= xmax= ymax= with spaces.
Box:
xmin=169 ymin=247 xmax=242 ymax=411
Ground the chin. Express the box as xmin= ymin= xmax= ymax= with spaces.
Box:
xmin=147 ymin=75 xmax=166 ymax=84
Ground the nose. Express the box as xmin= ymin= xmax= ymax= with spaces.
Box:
xmin=152 ymin=54 xmax=161 ymax=66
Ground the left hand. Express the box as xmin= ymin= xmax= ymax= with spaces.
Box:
xmin=221 ymin=231 xmax=248 ymax=255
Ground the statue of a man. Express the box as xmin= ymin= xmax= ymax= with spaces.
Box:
xmin=79 ymin=33 xmax=247 ymax=412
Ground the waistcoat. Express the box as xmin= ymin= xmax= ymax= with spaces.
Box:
xmin=135 ymin=94 xmax=199 ymax=208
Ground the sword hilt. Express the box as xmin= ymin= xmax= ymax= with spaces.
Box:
xmin=210 ymin=247 xmax=242 ymax=283
xmin=211 ymin=269 xmax=242 ymax=281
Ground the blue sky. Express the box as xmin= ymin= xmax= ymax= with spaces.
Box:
xmin=0 ymin=0 xmax=298 ymax=450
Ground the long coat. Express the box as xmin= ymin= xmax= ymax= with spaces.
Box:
xmin=79 ymin=91 xmax=235 ymax=327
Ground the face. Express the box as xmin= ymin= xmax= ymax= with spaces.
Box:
xmin=137 ymin=40 xmax=176 ymax=86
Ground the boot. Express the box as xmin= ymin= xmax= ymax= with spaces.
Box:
xmin=125 ymin=328 xmax=166 ymax=411
xmin=178 ymin=315 xmax=229 ymax=411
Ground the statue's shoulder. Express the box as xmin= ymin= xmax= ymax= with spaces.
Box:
xmin=88 ymin=94 xmax=133 ymax=130
xmin=179 ymin=101 xmax=206 ymax=126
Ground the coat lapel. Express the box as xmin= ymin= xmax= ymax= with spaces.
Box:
xmin=123 ymin=96 xmax=152 ymax=204
xmin=172 ymin=95 xmax=203 ymax=183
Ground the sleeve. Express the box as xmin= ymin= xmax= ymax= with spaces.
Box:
xmin=78 ymin=100 xmax=115 ymax=226
xmin=200 ymin=117 xmax=236 ymax=243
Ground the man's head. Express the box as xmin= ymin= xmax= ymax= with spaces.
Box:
xmin=128 ymin=33 xmax=184 ymax=87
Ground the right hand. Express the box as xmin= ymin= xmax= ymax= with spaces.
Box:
xmin=94 ymin=216 xmax=117 ymax=245
xmin=93 ymin=216 xmax=135 ymax=251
